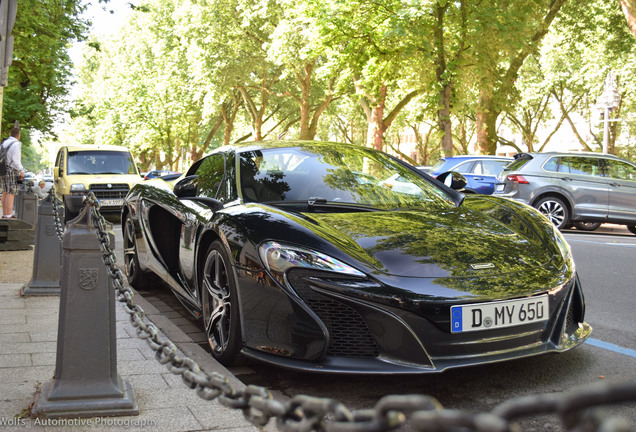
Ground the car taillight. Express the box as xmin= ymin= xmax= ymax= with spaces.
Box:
xmin=506 ymin=174 xmax=529 ymax=184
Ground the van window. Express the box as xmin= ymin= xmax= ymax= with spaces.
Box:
xmin=66 ymin=150 xmax=137 ymax=175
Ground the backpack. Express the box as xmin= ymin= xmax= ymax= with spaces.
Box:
xmin=0 ymin=140 xmax=16 ymax=176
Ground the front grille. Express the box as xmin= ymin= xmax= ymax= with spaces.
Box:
xmin=287 ymin=270 xmax=379 ymax=357
xmin=89 ymin=183 xmax=130 ymax=200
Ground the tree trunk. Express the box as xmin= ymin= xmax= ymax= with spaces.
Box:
xmin=620 ymin=0 xmax=636 ymax=37
xmin=365 ymin=86 xmax=387 ymax=151
xmin=297 ymin=62 xmax=314 ymax=140
xmin=475 ymin=91 xmax=499 ymax=154
xmin=438 ymin=83 xmax=453 ymax=155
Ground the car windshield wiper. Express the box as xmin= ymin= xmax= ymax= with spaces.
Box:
xmin=262 ymin=198 xmax=384 ymax=212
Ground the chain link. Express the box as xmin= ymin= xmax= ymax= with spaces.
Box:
xmin=49 ymin=191 xmax=636 ymax=432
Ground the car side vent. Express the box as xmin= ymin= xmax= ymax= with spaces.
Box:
xmin=287 ymin=270 xmax=379 ymax=357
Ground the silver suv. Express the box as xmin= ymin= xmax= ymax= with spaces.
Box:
xmin=493 ymin=152 xmax=636 ymax=234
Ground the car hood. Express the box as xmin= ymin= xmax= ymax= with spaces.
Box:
xmin=299 ymin=205 xmax=556 ymax=279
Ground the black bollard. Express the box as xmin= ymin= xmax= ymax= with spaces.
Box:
xmin=18 ymin=184 xmax=38 ymax=226
xmin=20 ymin=195 xmax=62 ymax=296
xmin=31 ymin=202 xmax=138 ymax=418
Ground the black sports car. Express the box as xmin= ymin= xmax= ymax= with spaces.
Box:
xmin=122 ymin=140 xmax=591 ymax=374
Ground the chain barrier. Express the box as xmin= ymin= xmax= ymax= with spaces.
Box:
xmin=48 ymin=188 xmax=636 ymax=432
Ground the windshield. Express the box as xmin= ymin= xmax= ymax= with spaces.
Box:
xmin=67 ymin=150 xmax=138 ymax=175
xmin=238 ymin=146 xmax=455 ymax=210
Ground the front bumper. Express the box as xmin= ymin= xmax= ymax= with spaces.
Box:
xmin=238 ymin=267 xmax=592 ymax=374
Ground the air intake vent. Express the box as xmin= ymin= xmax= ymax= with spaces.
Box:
xmin=287 ymin=270 xmax=379 ymax=357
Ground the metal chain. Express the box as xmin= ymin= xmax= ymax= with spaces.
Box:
xmin=62 ymin=192 xmax=636 ymax=432
xmin=48 ymin=186 xmax=65 ymax=242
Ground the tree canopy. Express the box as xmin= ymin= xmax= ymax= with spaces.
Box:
xmin=4 ymin=0 xmax=636 ymax=172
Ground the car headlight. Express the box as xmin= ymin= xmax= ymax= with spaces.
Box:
xmin=70 ymin=184 xmax=88 ymax=193
xmin=259 ymin=241 xmax=365 ymax=285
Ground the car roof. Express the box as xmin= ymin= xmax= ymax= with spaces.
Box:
xmin=441 ymin=155 xmax=512 ymax=160
xmin=514 ymin=152 xmax=631 ymax=162
xmin=61 ymin=144 xmax=132 ymax=152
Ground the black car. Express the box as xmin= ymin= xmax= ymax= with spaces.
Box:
xmin=122 ymin=140 xmax=591 ymax=373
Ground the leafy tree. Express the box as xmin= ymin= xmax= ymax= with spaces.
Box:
xmin=2 ymin=0 xmax=88 ymax=138
xmin=473 ymin=0 xmax=568 ymax=154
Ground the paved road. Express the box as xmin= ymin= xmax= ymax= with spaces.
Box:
xmin=111 ymin=222 xmax=636 ymax=430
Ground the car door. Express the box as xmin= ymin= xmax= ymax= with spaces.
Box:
xmin=445 ymin=160 xmax=479 ymax=191
xmin=469 ymin=159 xmax=510 ymax=194
xmin=558 ymin=156 xmax=609 ymax=220
xmin=178 ymin=153 xmax=227 ymax=289
xmin=603 ymin=158 xmax=636 ymax=223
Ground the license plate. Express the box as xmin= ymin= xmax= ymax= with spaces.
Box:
xmin=99 ymin=199 xmax=124 ymax=207
xmin=495 ymin=184 xmax=504 ymax=192
xmin=450 ymin=295 xmax=548 ymax=333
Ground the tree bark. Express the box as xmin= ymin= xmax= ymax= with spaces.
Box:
xmin=619 ymin=0 xmax=636 ymax=37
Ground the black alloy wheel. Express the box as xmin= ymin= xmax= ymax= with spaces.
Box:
xmin=535 ymin=196 xmax=569 ymax=230
xmin=201 ymin=240 xmax=242 ymax=365
xmin=573 ymin=221 xmax=602 ymax=231
xmin=122 ymin=214 xmax=151 ymax=290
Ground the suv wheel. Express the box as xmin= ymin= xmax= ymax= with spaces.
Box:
xmin=573 ymin=221 xmax=601 ymax=231
xmin=534 ymin=196 xmax=569 ymax=230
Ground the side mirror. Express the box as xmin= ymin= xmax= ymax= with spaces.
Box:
xmin=436 ymin=171 xmax=467 ymax=191
xmin=53 ymin=167 xmax=60 ymax=178
xmin=174 ymin=175 xmax=198 ymax=198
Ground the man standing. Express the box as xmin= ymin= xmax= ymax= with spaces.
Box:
xmin=1 ymin=126 xmax=25 ymax=218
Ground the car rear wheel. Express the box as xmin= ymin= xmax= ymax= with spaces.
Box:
xmin=201 ymin=240 xmax=242 ymax=365
xmin=573 ymin=221 xmax=601 ymax=231
xmin=627 ymin=225 xmax=636 ymax=235
xmin=122 ymin=214 xmax=152 ymax=290
xmin=535 ymin=196 xmax=569 ymax=230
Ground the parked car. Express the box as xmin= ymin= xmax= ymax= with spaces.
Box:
xmin=53 ymin=144 xmax=141 ymax=220
xmin=144 ymin=169 xmax=181 ymax=180
xmin=429 ymin=155 xmax=513 ymax=194
xmin=121 ymin=140 xmax=590 ymax=373
xmin=493 ymin=152 xmax=636 ymax=234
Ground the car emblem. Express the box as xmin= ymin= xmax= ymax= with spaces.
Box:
xmin=470 ymin=263 xmax=495 ymax=270
xmin=107 ymin=183 xmax=112 ymax=188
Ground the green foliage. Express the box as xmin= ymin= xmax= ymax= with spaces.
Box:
xmin=11 ymin=0 xmax=636 ymax=167
xmin=2 ymin=0 xmax=89 ymax=138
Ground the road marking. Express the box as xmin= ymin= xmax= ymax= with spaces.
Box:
xmin=565 ymin=238 xmax=636 ymax=248
xmin=586 ymin=338 xmax=636 ymax=358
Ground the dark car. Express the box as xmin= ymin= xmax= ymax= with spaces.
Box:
xmin=121 ymin=140 xmax=590 ymax=374
xmin=494 ymin=152 xmax=636 ymax=234
xmin=429 ymin=155 xmax=513 ymax=194
xmin=144 ymin=169 xmax=181 ymax=180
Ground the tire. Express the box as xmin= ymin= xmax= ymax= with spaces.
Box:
xmin=573 ymin=221 xmax=601 ymax=231
xmin=200 ymin=240 xmax=242 ymax=365
xmin=534 ymin=196 xmax=569 ymax=230
xmin=63 ymin=197 xmax=78 ymax=223
xmin=122 ymin=214 xmax=152 ymax=290
xmin=627 ymin=226 xmax=636 ymax=235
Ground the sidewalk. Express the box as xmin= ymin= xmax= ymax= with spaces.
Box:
xmin=0 ymin=280 xmax=262 ymax=431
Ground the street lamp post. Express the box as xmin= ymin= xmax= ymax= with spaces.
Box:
xmin=598 ymin=72 xmax=620 ymax=154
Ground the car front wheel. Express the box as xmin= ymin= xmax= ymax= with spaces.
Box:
xmin=201 ymin=240 xmax=242 ymax=365
xmin=535 ymin=196 xmax=569 ymax=230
